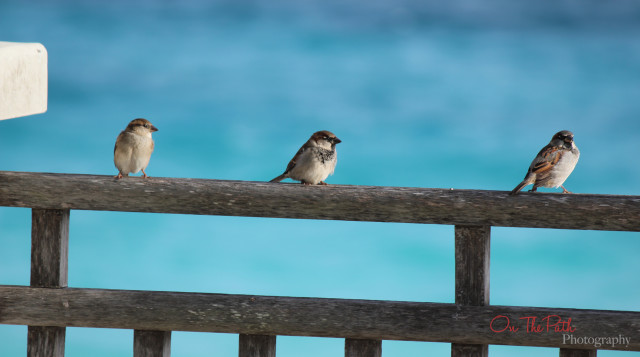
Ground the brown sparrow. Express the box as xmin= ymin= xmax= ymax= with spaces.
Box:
xmin=270 ymin=130 xmax=341 ymax=185
xmin=510 ymin=130 xmax=580 ymax=195
xmin=114 ymin=118 xmax=158 ymax=179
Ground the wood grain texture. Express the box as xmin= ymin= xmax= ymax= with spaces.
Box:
xmin=239 ymin=334 xmax=276 ymax=357
xmin=134 ymin=330 xmax=171 ymax=357
xmin=454 ymin=226 xmax=490 ymax=357
xmin=345 ymin=338 xmax=381 ymax=357
xmin=0 ymin=286 xmax=638 ymax=351
xmin=0 ymin=171 xmax=639 ymax=231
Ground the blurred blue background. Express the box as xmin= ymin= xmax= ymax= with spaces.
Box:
xmin=1 ymin=0 xmax=639 ymax=356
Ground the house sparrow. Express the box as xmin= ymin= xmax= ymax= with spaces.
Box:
xmin=114 ymin=118 xmax=158 ymax=179
xmin=509 ymin=130 xmax=580 ymax=195
xmin=270 ymin=130 xmax=341 ymax=185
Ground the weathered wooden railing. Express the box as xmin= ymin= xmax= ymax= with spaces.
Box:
xmin=0 ymin=171 xmax=638 ymax=357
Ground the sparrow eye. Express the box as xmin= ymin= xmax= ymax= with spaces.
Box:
xmin=144 ymin=123 xmax=149 ymax=128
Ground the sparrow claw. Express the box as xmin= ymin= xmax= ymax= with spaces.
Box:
xmin=561 ymin=186 xmax=572 ymax=194
xmin=115 ymin=172 xmax=123 ymax=179
xmin=318 ymin=181 xmax=328 ymax=185
xmin=141 ymin=169 xmax=150 ymax=179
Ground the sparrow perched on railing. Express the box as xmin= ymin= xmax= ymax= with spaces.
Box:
xmin=114 ymin=118 xmax=158 ymax=179
xmin=270 ymin=130 xmax=341 ymax=185
xmin=509 ymin=130 xmax=580 ymax=195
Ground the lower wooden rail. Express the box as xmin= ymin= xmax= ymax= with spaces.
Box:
xmin=0 ymin=285 xmax=638 ymax=351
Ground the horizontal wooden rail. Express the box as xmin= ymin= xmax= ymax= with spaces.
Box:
xmin=1 ymin=171 xmax=639 ymax=231
xmin=0 ymin=286 xmax=638 ymax=351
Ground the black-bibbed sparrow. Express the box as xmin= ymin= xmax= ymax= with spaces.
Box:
xmin=270 ymin=130 xmax=341 ymax=185
xmin=114 ymin=118 xmax=158 ymax=179
xmin=510 ymin=130 xmax=580 ymax=195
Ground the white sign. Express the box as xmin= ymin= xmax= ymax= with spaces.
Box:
xmin=0 ymin=41 xmax=48 ymax=120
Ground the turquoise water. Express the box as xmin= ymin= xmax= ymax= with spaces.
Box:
xmin=1 ymin=1 xmax=639 ymax=356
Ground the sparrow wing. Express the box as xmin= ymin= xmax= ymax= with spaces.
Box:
xmin=511 ymin=144 xmax=564 ymax=195
xmin=270 ymin=144 xmax=308 ymax=182
xmin=283 ymin=144 xmax=307 ymax=175
xmin=114 ymin=131 xmax=125 ymax=155
xmin=529 ymin=145 xmax=563 ymax=175
xmin=114 ymin=131 xmax=134 ymax=161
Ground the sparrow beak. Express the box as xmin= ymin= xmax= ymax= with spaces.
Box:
xmin=333 ymin=137 xmax=342 ymax=144
xmin=150 ymin=125 xmax=159 ymax=132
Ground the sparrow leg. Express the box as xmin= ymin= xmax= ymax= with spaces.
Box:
xmin=301 ymin=180 xmax=312 ymax=185
xmin=141 ymin=169 xmax=150 ymax=179
xmin=318 ymin=181 xmax=328 ymax=185
xmin=528 ymin=186 xmax=538 ymax=193
xmin=115 ymin=172 xmax=123 ymax=179
xmin=561 ymin=185 xmax=572 ymax=194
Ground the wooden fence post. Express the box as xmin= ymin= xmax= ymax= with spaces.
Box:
xmin=28 ymin=209 xmax=69 ymax=357
xmin=345 ymin=338 xmax=381 ymax=357
xmin=452 ymin=225 xmax=490 ymax=357
xmin=239 ymin=334 xmax=276 ymax=357
xmin=134 ymin=330 xmax=171 ymax=357
xmin=559 ymin=348 xmax=597 ymax=357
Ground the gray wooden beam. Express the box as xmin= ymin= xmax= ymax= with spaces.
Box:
xmin=239 ymin=334 xmax=276 ymax=357
xmin=28 ymin=209 xmax=69 ymax=357
xmin=2 ymin=286 xmax=638 ymax=351
xmin=134 ymin=330 xmax=171 ymax=357
xmin=0 ymin=171 xmax=638 ymax=231
xmin=452 ymin=226 xmax=490 ymax=357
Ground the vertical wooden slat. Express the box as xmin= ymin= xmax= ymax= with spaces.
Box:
xmin=27 ymin=326 xmax=66 ymax=357
xmin=454 ymin=225 xmax=490 ymax=306
xmin=345 ymin=338 xmax=381 ymax=357
xmin=239 ymin=334 xmax=276 ymax=357
xmin=28 ymin=209 xmax=70 ymax=357
xmin=452 ymin=225 xmax=490 ymax=357
xmin=451 ymin=343 xmax=488 ymax=357
xmin=134 ymin=330 xmax=171 ymax=357
xmin=559 ymin=348 xmax=597 ymax=357
xmin=30 ymin=209 xmax=69 ymax=288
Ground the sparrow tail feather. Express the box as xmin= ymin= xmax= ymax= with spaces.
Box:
xmin=270 ymin=174 xmax=286 ymax=183
xmin=509 ymin=181 xmax=528 ymax=196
